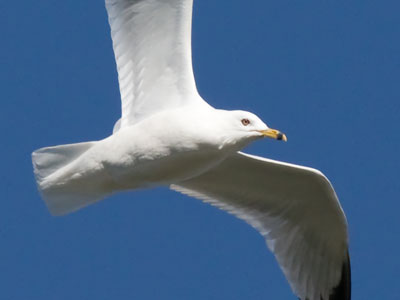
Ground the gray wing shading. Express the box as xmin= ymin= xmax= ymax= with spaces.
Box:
xmin=105 ymin=0 xmax=206 ymax=129
xmin=171 ymin=152 xmax=350 ymax=300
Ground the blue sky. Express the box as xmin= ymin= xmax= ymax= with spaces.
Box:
xmin=1 ymin=0 xmax=399 ymax=299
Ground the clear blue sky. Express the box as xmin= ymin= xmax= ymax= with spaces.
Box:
xmin=2 ymin=1 xmax=399 ymax=299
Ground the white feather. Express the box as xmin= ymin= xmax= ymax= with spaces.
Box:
xmin=105 ymin=0 xmax=208 ymax=126
xmin=171 ymin=152 xmax=349 ymax=300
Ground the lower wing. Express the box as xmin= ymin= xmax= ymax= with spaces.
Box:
xmin=171 ymin=152 xmax=350 ymax=300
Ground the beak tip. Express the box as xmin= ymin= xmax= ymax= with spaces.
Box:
xmin=277 ymin=133 xmax=288 ymax=142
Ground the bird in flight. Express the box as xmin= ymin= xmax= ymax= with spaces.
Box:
xmin=32 ymin=1 xmax=351 ymax=299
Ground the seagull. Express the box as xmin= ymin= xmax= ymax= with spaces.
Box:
xmin=31 ymin=1 xmax=351 ymax=299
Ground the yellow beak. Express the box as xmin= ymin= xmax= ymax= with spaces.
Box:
xmin=258 ymin=128 xmax=287 ymax=142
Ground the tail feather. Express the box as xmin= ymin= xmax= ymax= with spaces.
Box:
xmin=32 ymin=141 xmax=110 ymax=216
xmin=32 ymin=142 xmax=95 ymax=181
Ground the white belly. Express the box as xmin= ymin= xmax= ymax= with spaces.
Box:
xmin=92 ymin=127 xmax=230 ymax=191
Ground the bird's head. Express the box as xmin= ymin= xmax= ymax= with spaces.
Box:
xmin=154 ymin=107 xmax=286 ymax=153
xmin=207 ymin=109 xmax=287 ymax=150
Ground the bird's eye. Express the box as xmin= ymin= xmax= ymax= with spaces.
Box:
xmin=241 ymin=118 xmax=250 ymax=126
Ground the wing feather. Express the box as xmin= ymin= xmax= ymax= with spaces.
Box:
xmin=105 ymin=0 xmax=206 ymax=128
xmin=171 ymin=152 xmax=350 ymax=300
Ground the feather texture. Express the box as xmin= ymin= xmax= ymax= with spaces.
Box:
xmin=171 ymin=152 xmax=350 ymax=300
xmin=105 ymin=0 xmax=206 ymax=128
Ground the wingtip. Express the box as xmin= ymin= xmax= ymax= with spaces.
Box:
xmin=298 ymin=251 xmax=351 ymax=300
xmin=329 ymin=250 xmax=351 ymax=300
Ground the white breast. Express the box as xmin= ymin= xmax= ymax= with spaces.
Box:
xmin=98 ymin=114 xmax=230 ymax=189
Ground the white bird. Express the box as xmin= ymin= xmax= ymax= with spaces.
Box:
xmin=32 ymin=1 xmax=351 ymax=299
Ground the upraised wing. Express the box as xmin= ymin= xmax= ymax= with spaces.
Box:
xmin=171 ymin=152 xmax=350 ymax=300
xmin=105 ymin=0 xmax=206 ymax=129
